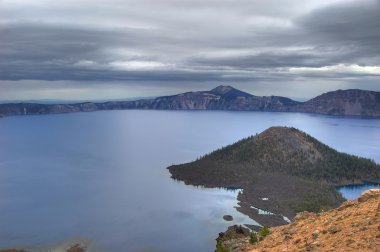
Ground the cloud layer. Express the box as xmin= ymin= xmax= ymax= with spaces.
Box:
xmin=0 ymin=0 xmax=379 ymax=100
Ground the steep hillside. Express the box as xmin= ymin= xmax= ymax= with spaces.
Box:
xmin=130 ymin=85 xmax=299 ymax=111
xmin=168 ymin=127 xmax=380 ymax=226
xmin=218 ymin=189 xmax=380 ymax=252
xmin=298 ymin=89 xmax=380 ymax=117
xmin=195 ymin=127 xmax=379 ymax=182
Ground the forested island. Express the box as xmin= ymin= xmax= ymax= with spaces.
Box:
xmin=168 ymin=127 xmax=380 ymax=227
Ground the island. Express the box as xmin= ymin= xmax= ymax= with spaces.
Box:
xmin=168 ymin=127 xmax=380 ymax=227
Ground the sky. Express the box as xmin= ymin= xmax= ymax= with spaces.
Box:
xmin=0 ymin=0 xmax=379 ymax=101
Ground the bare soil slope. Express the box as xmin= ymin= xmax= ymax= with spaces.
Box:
xmin=221 ymin=189 xmax=380 ymax=252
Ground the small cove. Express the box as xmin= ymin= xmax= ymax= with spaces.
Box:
xmin=337 ymin=182 xmax=380 ymax=200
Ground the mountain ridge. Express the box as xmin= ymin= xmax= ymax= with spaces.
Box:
xmin=0 ymin=85 xmax=379 ymax=117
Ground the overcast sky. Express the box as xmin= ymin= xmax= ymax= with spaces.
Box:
xmin=0 ymin=0 xmax=379 ymax=101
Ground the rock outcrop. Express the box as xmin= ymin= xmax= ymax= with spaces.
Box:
xmin=218 ymin=189 xmax=380 ymax=252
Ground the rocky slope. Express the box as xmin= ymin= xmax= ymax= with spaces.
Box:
xmin=168 ymin=127 xmax=380 ymax=227
xmin=218 ymin=189 xmax=380 ymax=252
xmin=134 ymin=86 xmax=299 ymax=111
xmin=1 ymin=86 xmax=379 ymax=117
xmin=295 ymin=89 xmax=380 ymax=117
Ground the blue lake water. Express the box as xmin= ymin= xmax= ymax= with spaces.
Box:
xmin=337 ymin=182 xmax=380 ymax=200
xmin=0 ymin=110 xmax=379 ymax=251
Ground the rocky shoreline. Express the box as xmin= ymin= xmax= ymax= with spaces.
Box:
xmin=216 ymin=189 xmax=380 ymax=252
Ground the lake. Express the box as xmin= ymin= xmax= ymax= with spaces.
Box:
xmin=337 ymin=182 xmax=380 ymax=200
xmin=0 ymin=110 xmax=379 ymax=251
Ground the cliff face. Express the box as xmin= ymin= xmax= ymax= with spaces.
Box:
xmin=218 ymin=189 xmax=380 ymax=252
xmin=296 ymin=89 xmax=380 ymax=117
xmin=0 ymin=101 xmax=137 ymax=116
xmin=0 ymin=86 xmax=379 ymax=117
xmin=131 ymin=86 xmax=299 ymax=111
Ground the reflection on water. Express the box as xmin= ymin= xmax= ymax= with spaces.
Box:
xmin=336 ymin=182 xmax=380 ymax=200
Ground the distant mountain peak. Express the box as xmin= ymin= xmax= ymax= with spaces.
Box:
xmin=210 ymin=85 xmax=252 ymax=97
xmin=210 ymin=85 xmax=235 ymax=94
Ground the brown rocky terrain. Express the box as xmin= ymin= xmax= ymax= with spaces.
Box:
xmin=217 ymin=189 xmax=380 ymax=252
xmin=1 ymin=86 xmax=379 ymax=117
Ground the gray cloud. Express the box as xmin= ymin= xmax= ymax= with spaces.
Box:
xmin=296 ymin=0 xmax=380 ymax=65
xmin=0 ymin=0 xmax=379 ymax=100
xmin=187 ymin=0 xmax=380 ymax=71
xmin=189 ymin=51 xmax=330 ymax=69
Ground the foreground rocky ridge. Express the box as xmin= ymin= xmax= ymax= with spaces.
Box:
xmin=218 ymin=189 xmax=380 ymax=252
xmin=169 ymin=127 xmax=380 ymax=226
xmin=1 ymin=86 xmax=379 ymax=117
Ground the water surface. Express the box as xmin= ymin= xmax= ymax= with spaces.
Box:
xmin=337 ymin=182 xmax=380 ymax=200
xmin=0 ymin=110 xmax=379 ymax=251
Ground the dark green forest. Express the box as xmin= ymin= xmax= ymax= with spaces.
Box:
xmin=169 ymin=127 xmax=380 ymax=221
